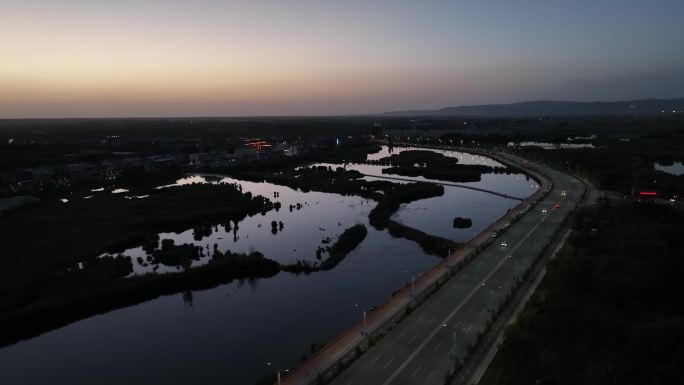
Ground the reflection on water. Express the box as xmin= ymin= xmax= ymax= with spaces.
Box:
xmin=0 ymin=146 xmax=540 ymax=385
xmin=307 ymin=162 xmax=537 ymax=196
xmin=392 ymin=186 xmax=522 ymax=243
xmin=0 ymin=233 xmax=438 ymax=385
xmin=507 ymin=141 xmax=595 ymax=150
xmin=367 ymin=145 xmax=506 ymax=166
xmin=654 ymin=161 xmax=684 ymax=176
xmin=110 ymin=175 xmax=375 ymax=275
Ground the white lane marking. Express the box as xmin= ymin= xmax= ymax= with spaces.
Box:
xmin=426 ymin=370 xmax=436 ymax=383
xmin=465 ymin=324 xmax=472 ymax=332
xmin=380 ymin=210 xmax=553 ymax=385
xmin=411 ymin=366 xmax=422 ymax=378
xmin=396 ymin=331 xmax=407 ymax=342
xmin=383 ymin=357 xmax=394 ymax=368
xmin=369 ymin=353 xmax=383 ymax=365
xmin=407 ymin=334 xmax=418 ymax=344
xmin=427 ymin=316 xmax=436 ymax=324
xmin=416 ymin=314 xmax=425 ymax=322
xmin=433 ymin=341 xmax=443 ymax=352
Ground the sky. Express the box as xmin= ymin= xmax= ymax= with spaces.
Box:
xmin=1 ymin=0 xmax=684 ymax=118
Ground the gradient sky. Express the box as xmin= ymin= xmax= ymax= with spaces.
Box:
xmin=2 ymin=0 xmax=684 ymax=117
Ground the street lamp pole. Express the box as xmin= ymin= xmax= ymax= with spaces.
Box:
xmin=411 ymin=275 xmax=415 ymax=297
xmin=362 ymin=310 xmax=367 ymax=336
xmin=277 ymin=369 xmax=289 ymax=385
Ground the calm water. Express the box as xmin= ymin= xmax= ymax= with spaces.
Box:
xmin=508 ymin=141 xmax=595 ymax=149
xmin=0 ymin=147 xmax=537 ymax=385
xmin=106 ymin=175 xmax=378 ymax=275
xmin=654 ymin=161 xmax=684 ymax=176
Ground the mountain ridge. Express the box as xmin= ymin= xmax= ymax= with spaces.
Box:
xmin=383 ymin=98 xmax=684 ymax=117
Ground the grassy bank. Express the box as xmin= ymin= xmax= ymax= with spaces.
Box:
xmin=0 ymin=249 xmax=281 ymax=347
xmin=375 ymin=150 xmax=503 ymax=183
xmin=0 ymin=183 xmax=277 ymax=325
xmin=369 ymin=182 xmax=459 ymax=256
xmin=283 ymin=224 xmax=368 ymax=273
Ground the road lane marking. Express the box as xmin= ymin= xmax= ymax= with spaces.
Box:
xmin=426 ymin=370 xmax=436 ymax=383
xmin=379 ymin=210 xmax=553 ymax=385
xmin=408 ymin=334 xmax=418 ymax=344
xmin=369 ymin=354 xmax=383 ymax=366
xmin=410 ymin=366 xmax=422 ymax=378
xmin=433 ymin=341 xmax=443 ymax=352
xmin=396 ymin=331 xmax=407 ymax=342
xmin=382 ymin=357 xmax=394 ymax=368
xmin=427 ymin=316 xmax=436 ymax=324
xmin=465 ymin=324 xmax=472 ymax=332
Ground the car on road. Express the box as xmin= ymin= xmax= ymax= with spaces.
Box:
xmin=501 ymin=241 xmax=508 ymax=247
xmin=554 ymin=203 xmax=561 ymax=209
xmin=541 ymin=208 xmax=548 ymax=213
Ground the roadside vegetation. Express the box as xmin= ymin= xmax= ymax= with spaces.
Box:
xmin=510 ymin=135 xmax=684 ymax=196
xmin=479 ymin=204 xmax=684 ymax=385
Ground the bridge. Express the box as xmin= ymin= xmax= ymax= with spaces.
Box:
xmin=361 ymin=173 xmax=527 ymax=201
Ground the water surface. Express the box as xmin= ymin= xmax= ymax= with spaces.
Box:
xmin=0 ymin=146 xmax=538 ymax=385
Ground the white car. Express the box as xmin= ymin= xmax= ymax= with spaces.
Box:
xmin=501 ymin=241 xmax=508 ymax=247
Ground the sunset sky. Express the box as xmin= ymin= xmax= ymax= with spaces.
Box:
xmin=2 ymin=0 xmax=683 ymax=118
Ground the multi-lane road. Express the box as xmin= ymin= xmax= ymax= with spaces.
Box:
xmin=327 ymin=160 xmax=584 ymax=385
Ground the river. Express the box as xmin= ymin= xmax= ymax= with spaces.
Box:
xmin=0 ymin=146 xmax=538 ymax=385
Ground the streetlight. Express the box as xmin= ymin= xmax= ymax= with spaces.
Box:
xmin=277 ymin=369 xmax=289 ymax=385
xmin=362 ymin=310 xmax=368 ymax=337
xmin=266 ymin=363 xmax=288 ymax=385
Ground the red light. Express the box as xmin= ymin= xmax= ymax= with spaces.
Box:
xmin=639 ymin=191 xmax=657 ymax=196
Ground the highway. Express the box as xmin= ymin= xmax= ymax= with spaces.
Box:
xmin=327 ymin=162 xmax=583 ymax=385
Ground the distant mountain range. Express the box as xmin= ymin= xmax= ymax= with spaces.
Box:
xmin=383 ymin=98 xmax=684 ymax=117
